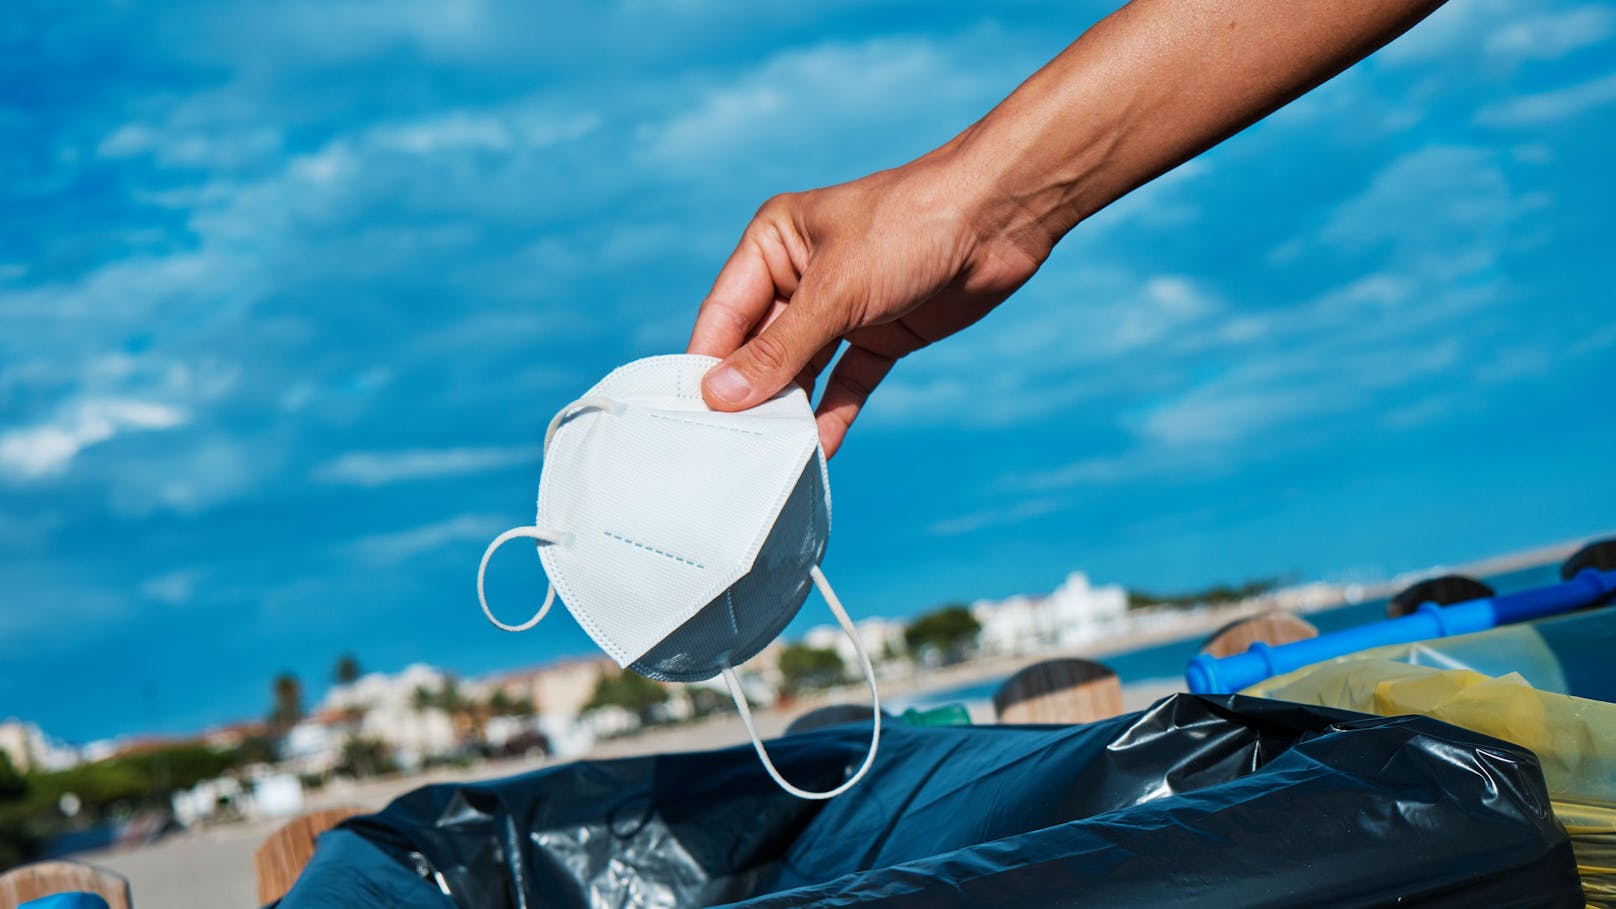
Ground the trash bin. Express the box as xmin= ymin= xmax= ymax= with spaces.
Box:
xmin=279 ymin=694 xmax=1580 ymax=908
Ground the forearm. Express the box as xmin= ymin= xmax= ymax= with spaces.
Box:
xmin=944 ymin=0 xmax=1447 ymax=256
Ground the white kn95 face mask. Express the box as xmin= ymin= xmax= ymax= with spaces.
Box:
xmin=476 ymin=354 xmax=880 ymax=800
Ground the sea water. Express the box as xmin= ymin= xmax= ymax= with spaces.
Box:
xmin=904 ymin=562 xmax=1564 ymax=707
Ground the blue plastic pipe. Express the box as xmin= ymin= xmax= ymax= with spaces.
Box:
xmin=1185 ymin=568 xmax=1616 ymax=694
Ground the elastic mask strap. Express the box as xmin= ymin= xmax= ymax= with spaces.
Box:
xmin=720 ymin=565 xmax=881 ymax=800
xmin=477 ymin=526 xmax=572 ymax=632
xmin=480 ymin=393 xmax=620 ymax=631
xmin=543 ymin=395 xmax=625 ymax=456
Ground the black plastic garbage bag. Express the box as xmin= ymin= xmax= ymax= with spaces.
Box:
xmin=279 ymin=694 xmax=1581 ymax=908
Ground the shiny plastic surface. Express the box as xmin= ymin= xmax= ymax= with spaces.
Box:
xmin=1188 ymin=569 xmax=1616 ymax=694
xmin=1251 ymin=649 xmax=1616 ymax=906
xmin=278 ymin=694 xmax=1579 ymax=909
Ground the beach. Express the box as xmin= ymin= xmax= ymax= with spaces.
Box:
xmin=76 ymin=544 xmax=1579 ymax=906
xmin=82 ymin=659 xmax=1182 ymax=909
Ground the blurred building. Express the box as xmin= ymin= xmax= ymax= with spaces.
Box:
xmin=1264 ymin=581 xmax=1344 ymax=613
xmin=972 ymin=572 xmax=1129 ymax=655
xmin=281 ymin=708 xmax=353 ymax=775
xmin=471 ymin=656 xmax=613 ymax=722
xmin=802 ymin=618 xmax=909 ymax=671
xmin=0 ymin=719 xmax=80 ymax=772
xmin=202 ymin=719 xmax=269 ymax=750
xmin=319 ymin=663 xmax=458 ymax=768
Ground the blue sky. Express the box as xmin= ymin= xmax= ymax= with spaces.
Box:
xmin=3 ymin=0 xmax=1615 ymax=743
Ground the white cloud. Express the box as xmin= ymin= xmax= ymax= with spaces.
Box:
xmin=0 ymin=399 xmax=188 ymax=479
xmin=1377 ymin=0 xmax=1513 ymax=65
xmin=1383 ymin=395 xmax=1458 ymax=430
xmin=1139 ymin=385 xmax=1318 ymax=447
xmin=1572 ymin=323 xmax=1616 ymax=355
xmin=314 ymin=445 xmax=539 ymax=486
xmin=863 ymin=271 xmax=1220 ymax=432
xmin=641 ymin=33 xmax=1024 ymax=171
xmin=1143 ymin=336 xmax=1462 ymax=446
xmin=98 ymin=121 xmax=282 ymax=169
xmin=926 ymin=496 xmax=1065 ymax=537
xmin=1012 ymin=446 xmax=1219 ymax=491
xmin=1485 ymin=6 xmax=1616 ymax=63
xmin=1320 ymin=146 xmax=1513 ymax=273
xmin=347 ymin=513 xmax=508 ymax=564
xmin=369 ymin=110 xmax=599 ymax=155
xmin=103 ymin=434 xmax=264 ymax=517
xmin=1477 ymin=72 xmax=1616 ymax=128
xmin=1003 ymin=276 xmax=1475 ymax=491
xmin=140 ymin=570 xmax=200 ymax=605
xmin=1 ymin=251 xmax=255 ymax=328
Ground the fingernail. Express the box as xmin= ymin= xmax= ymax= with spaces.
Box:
xmin=705 ymin=365 xmax=751 ymax=404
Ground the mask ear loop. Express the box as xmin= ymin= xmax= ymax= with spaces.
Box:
xmin=544 ymin=395 xmax=625 ymax=455
xmin=477 ymin=394 xmax=624 ymax=633
xmin=720 ymin=565 xmax=881 ymax=800
xmin=477 ymin=526 xmax=572 ymax=632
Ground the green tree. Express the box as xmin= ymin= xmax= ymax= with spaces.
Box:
xmin=904 ymin=605 xmax=981 ymax=662
xmin=683 ymin=685 xmax=731 ymax=718
xmin=777 ymin=644 xmax=845 ymax=694
xmin=411 ymin=685 xmax=435 ymax=713
xmin=1127 ymin=577 xmax=1283 ymax=611
xmin=0 ymin=739 xmax=284 ymax=870
xmin=231 ymin=736 xmax=278 ymax=767
xmin=487 ymin=689 xmax=535 ymax=717
xmin=411 ymin=678 xmax=466 ymax=714
xmin=335 ymin=737 xmax=397 ymax=778
xmin=488 ymin=689 xmax=515 ymax=716
xmin=269 ymin=673 xmax=303 ymax=730
xmin=334 ymin=654 xmax=362 ymax=685
xmin=584 ymin=671 xmax=668 ymax=721
xmin=440 ymin=678 xmax=465 ymax=712
xmin=0 ymin=751 xmax=25 ymax=801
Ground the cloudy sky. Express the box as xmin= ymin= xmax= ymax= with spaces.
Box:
xmin=4 ymin=0 xmax=1615 ymax=742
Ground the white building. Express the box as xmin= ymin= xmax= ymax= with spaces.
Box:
xmin=470 ymin=656 xmax=613 ymax=724
xmin=802 ymin=618 xmax=909 ymax=672
xmin=172 ymin=771 xmax=304 ymax=827
xmin=318 ymin=664 xmax=459 ymax=769
xmin=281 ymin=718 xmax=347 ymax=775
xmin=1048 ymin=572 xmax=1129 ymax=647
xmin=972 ymin=572 xmax=1129 ymax=655
xmin=972 ymin=594 xmax=1044 ymax=656
xmin=0 ymin=720 xmax=80 ymax=773
xmin=1265 ymin=581 xmax=1344 ymax=613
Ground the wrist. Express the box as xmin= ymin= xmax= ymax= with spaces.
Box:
xmin=935 ymin=127 xmax=1081 ymax=265
xmin=936 ymin=71 xmax=1133 ymax=263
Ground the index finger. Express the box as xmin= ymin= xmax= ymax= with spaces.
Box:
xmin=688 ymin=237 xmax=777 ymax=359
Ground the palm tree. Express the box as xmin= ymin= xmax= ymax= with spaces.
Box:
xmin=269 ymin=673 xmax=303 ymax=731
xmin=334 ymin=654 xmax=361 ymax=686
xmin=411 ymin=685 xmax=435 ymax=712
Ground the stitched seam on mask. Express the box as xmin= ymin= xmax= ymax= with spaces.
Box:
xmin=600 ymin=531 xmax=705 ymax=568
xmin=589 ymin=355 xmax=712 ymax=402
xmin=724 ymin=590 xmax=739 ymax=635
xmin=644 ymin=411 xmax=765 ymax=436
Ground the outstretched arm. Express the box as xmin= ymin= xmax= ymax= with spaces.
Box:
xmin=688 ymin=0 xmax=1447 ymax=456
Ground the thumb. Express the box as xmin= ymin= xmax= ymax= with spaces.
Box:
xmin=702 ymin=293 xmax=844 ymax=411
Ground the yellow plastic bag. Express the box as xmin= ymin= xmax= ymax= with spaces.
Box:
xmin=1251 ymin=660 xmax=1616 ymax=907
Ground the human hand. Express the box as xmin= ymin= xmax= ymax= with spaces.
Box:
xmin=688 ymin=0 xmax=1446 ymax=459
xmin=686 ymin=152 xmax=1050 ymax=457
